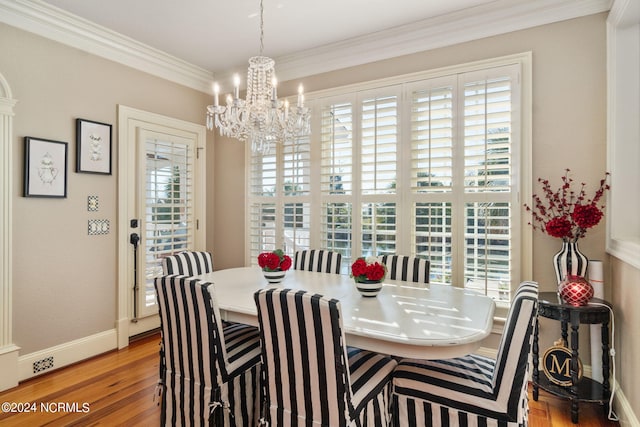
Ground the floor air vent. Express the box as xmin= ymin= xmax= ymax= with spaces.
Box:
xmin=33 ymin=356 xmax=54 ymax=374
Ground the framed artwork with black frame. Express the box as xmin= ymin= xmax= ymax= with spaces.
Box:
xmin=76 ymin=118 xmax=112 ymax=174
xmin=24 ymin=136 xmax=68 ymax=198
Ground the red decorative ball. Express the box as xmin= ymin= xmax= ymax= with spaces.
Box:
xmin=559 ymin=275 xmax=594 ymax=306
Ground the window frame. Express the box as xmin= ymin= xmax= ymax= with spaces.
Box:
xmin=246 ymin=53 xmax=533 ymax=314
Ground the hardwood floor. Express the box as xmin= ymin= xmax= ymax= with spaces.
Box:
xmin=0 ymin=332 xmax=619 ymax=426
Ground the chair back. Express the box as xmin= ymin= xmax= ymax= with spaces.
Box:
xmin=154 ymin=275 xmax=227 ymax=424
xmin=380 ymin=255 xmax=430 ymax=284
xmin=293 ymin=249 xmax=342 ymax=274
xmin=254 ymin=288 xmax=354 ymax=426
xmin=491 ymin=281 xmax=539 ymax=416
xmin=162 ymin=250 xmax=213 ymax=275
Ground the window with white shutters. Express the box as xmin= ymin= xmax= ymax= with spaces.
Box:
xmin=362 ymin=202 xmax=397 ymax=257
xmin=408 ymin=77 xmax=454 ymax=285
xmin=410 ymin=81 xmax=453 ymax=192
xmin=248 ymin=133 xmax=312 ymax=261
xmin=319 ymin=100 xmax=355 ymax=271
xmin=322 ymin=202 xmax=353 ymax=262
xmin=413 ymin=202 xmax=452 ymax=286
xmin=247 ymin=56 xmax=527 ymax=304
xmin=361 ymin=95 xmax=398 ymax=195
xmin=321 ymin=102 xmax=353 ymax=195
xmin=460 ymin=71 xmax=516 ymax=301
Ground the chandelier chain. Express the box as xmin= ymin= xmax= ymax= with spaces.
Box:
xmin=259 ymin=0 xmax=264 ymax=55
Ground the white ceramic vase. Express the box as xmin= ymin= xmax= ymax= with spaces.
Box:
xmin=355 ymin=280 xmax=383 ymax=297
xmin=552 ymin=239 xmax=588 ymax=285
xmin=263 ymin=269 xmax=286 ymax=284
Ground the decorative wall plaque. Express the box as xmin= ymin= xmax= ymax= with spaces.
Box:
xmin=542 ymin=340 xmax=583 ymax=387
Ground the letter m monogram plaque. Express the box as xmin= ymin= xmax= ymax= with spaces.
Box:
xmin=542 ymin=344 xmax=583 ymax=387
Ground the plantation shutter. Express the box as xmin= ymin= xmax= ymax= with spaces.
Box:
xmin=461 ymin=67 xmax=518 ymax=302
xmin=248 ymin=134 xmax=312 ymax=260
xmin=409 ymin=77 xmax=455 ymax=285
xmin=320 ymin=100 xmax=354 ymax=271
xmin=360 ymin=90 xmax=399 ymax=258
xmin=361 ymin=95 xmax=398 ymax=194
xmin=249 ymin=202 xmax=277 ymax=256
xmin=249 ymin=151 xmax=277 ymax=261
xmin=321 ymin=102 xmax=353 ymax=195
xmin=145 ymin=139 xmax=194 ymax=257
xmin=144 ymin=136 xmax=195 ymax=311
xmin=282 ymin=135 xmax=311 ymax=251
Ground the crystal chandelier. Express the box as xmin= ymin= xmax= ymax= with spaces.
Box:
xmin=206 ymin=0 xmax=310 ymax=155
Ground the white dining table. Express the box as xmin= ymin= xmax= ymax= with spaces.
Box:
xmin=196 ymin=266 xmax=495 ymax=359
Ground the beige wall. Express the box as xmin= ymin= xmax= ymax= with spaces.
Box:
xmin=0 ymin=22 xmax=212 ymax=354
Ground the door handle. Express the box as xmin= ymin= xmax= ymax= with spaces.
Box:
xmin=130 ymin=232 xmax=140 ymax=322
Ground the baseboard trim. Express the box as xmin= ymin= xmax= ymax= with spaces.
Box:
xmin=18 ymin=329 xmax=117 ymax=381
xmin=0 ymin=344 xmax=20 ymax=391
xmin=611 ymin=379 xmax=639 ymax=427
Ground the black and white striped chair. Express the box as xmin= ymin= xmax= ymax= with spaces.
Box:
xmin=391 ymin=281 xmax=538 ymax=427
xmin=161 ymin=250 xmax=213 ymax=276
xmin=155 ymin=275 xmax=261 ymax=426
xmin=293 ymin=249 xmax=342 ymax=274
xmin=380 ymin=255 xmax=430 ymax=284
xmin=254 ymin=288 xmax=397 ymax=427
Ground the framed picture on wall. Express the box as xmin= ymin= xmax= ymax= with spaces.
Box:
xmin=24 ymin=137 xmax=68 ymax=198
xmin=76 ymin=118 xmax=112 ymax=174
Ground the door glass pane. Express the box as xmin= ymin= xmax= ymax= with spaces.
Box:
xmin=143 ymin=138 xmax=194 ymax=308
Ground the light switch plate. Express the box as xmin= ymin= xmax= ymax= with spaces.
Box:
xmin=88 ymin=195 xmax=99 ymax=212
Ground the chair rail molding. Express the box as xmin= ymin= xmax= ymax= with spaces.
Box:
xmin=0 ymin=71 xmax=20 ymax=392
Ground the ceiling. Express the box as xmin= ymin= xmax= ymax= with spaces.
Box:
xmin=1 ymin=0 xmax=612 ymax=92
xmin=41 ymin=0 xmax=501 ymax=74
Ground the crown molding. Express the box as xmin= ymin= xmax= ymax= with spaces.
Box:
xmin=1 ymin=0 xmax=611 ymax=93
xmin=0 ymin=0 xmax=213 ymax=93
xmin=272 ymin=0 xmax=613 ymax=82
xmin=608 ymin=0 xmax=640 ymax=27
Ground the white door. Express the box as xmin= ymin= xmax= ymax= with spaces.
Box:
xmin=118 ymin=106 xmax=206 ymax=344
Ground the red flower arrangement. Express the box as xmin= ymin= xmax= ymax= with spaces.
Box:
xmin=350 ymin=256 xmax=387 ymax=282
xmin=257 ymin=249 xmax=292 ymax=272
xmin=525 ymin=169 xmax=610 ymax=241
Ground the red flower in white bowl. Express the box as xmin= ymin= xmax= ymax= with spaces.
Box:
xmin=257 ymin=249 xmax=292 ymax=272
xmin=350 ymin=256 xmax=387 ymax=282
